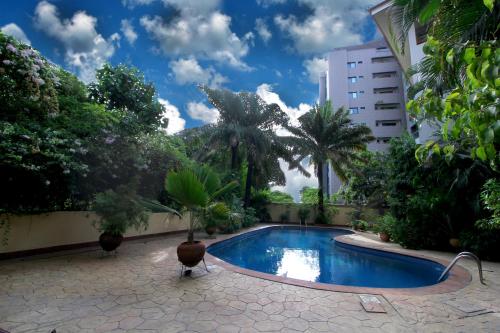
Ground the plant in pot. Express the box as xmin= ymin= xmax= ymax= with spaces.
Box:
xmin=280 ymin=211 xmax=290 ymax=224
xmin=93 ymin=185 xmax=149 ymax=252
xmin=149 ymin=166 xmax=236 ymax=268
xmin=297 ymin=206 xmax=311 ymax=225
xmin=374 ymin=214 xmax=395 ymax=242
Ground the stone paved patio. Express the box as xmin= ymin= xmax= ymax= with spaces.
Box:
xmin=1 ymin=228 xmax=499 ymax=333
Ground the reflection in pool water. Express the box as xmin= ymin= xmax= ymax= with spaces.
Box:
xmin=207 ymin=227 xmax=446 ymax=288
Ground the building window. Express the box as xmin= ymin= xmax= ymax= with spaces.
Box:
xmin=348 ymin=92 xmax=358 ymax=99
xmin=358 ymin=75 xmax=364 ymax=79
xmin=358 ymin=61 xmax=363 ymax=64
xmin=376 ymin=120 xmax=401 ymax=127
xmin=347 ymin=62 xmax=356 ymax=68
xmin=375 ymin=103 xmax=400 ymax=110
xmin=359 ymin=90 xmax=365 ymax=95
xmin=349 ymin=107 xmax=359 ymax=114
xmin=376 ymin=137 xmax=391 ymax=144
xmin=376 ymin=46 xmax=388 ymax=51
xmin=360 ymin=106 xmax=365 ymax=110
xmin=415 ymin=22 xmax=429 ymax=45
xmin=371 ymin=56 xmax=395 ymax=63
xmin=374 ymin=87 xmax=398 ymax=94
xmin=348 ymin=76 xmax=357 ymax=83
xmin=373 ymin=71 xmax=397 ymax=79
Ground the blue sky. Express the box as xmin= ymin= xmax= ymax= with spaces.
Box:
xmin=1 ymin=0 xmax=380 ymax=199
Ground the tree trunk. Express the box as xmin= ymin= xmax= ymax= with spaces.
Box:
xmin=243 ymin=156 xmax=254 ymax=208
xmin=230 ymin=143 xmax=239 ymax=170
xmin=317 ymin=162 xmax=325 ymax=214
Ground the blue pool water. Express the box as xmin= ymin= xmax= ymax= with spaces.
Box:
xmin=208 ymin=227 xmax=446 ymax=288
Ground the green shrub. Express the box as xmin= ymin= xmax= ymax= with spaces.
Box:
xmin=242 ymin=207 xmax=259 ymax=228
xmin=93 ymin=185 xmax=149 ymax=236
xmin=373 ymin=214 xmax=396 ymax=235
xmin=460 ymin=229 xmax=500 ymax=261
xmin=279 ymin=212 xmax=290 ymax=223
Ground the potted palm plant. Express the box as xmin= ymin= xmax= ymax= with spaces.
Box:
xmin=147 ymin=166 xmax=236 ymax=267
xmin=297 ymin=206 xmax=311 ymax=225
xmin=93 ymin=185 xmax=149 ymax=252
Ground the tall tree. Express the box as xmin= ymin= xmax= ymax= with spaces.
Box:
xmin=285 ymin=102 xmax=374 ymax=216
xmin=200 ymin=86 xmax=304 ymax=207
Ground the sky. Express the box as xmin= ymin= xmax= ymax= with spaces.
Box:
xmin=0 ymin=0 xmax=381 ymax=200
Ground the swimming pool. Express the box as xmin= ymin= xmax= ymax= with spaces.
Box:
xmin=207 ymin=226 xmax=447 ymax=288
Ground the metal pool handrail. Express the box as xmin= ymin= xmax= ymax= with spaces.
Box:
xmin=438 ymin=252 xmax=486 ymax=285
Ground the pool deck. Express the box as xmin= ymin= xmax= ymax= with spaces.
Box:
xmin=1 ymin=224 xmax=499 ymax=332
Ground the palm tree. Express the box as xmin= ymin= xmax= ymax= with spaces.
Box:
xmin=200 ymin=85 xmax=305 ymax=207
xmin=285 ymin=102 xmax=374 ymax=216
xmin=143 ymin=165 xmax=237 ymax=242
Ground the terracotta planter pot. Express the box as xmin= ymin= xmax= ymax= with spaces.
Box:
xmin=99 ymin=232 xmax=123 ymax=252
xmin=379 ymin=232 xmax=390 ymax=242
xmin=177 ymin=241 xmax=206 ymax=267
xmin=449 ymin=238 xmax=460 ymax=248
xmin=205 ymin=226 xmax=217 ymax=236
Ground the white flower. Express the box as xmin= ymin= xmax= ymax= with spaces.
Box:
xmin=45 ymin=180 xmax=51 ymax=185
xmin=2 ymin=60 xmax=12 ymax=65
xmin=6 ymin=44 xmax=17 ymax=53
xmin=105 ymin=136 xmax=116 ymax=144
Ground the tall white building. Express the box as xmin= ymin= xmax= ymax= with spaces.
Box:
xmin=318 ymin=39 xmax=408 ymax=195
xmin=369 ymin=0 xmax=437 ymax=143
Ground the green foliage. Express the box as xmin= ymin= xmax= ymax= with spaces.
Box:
xmin=386 ymin=135 xmax=493 ymax=249
xmin=373 ymin=214 xmax=397 ymax=235
xmin=459 ymin=228 xmax=500 ymax=261
xmin=88 ymin=64 xmax=165 ymax=132
xmin=340 ymin=151 xmax=387 ymax=209
xmin=297 ymin=206 xmax=311 ymax=222
xmin=476 ymin=178 xmax=500 ymax=229
xmin=285 ymin=101 xmax=374 ymax=214
xmin=409 ymin=40 xmax=499 ymax=166
xmin=165 ymin=165 xmax=237 ymax=241
xmin=300 ymin=187 xmax=318 ymax=204
xmin=279 ymin=212 xmax=290 ymax=223
xmin=93 ymin=185 xmax=149 ymax=236
xmin=250 ymin=190 xmax=272 ymax=222
xmin=262 ymin=190 xmax=294 ymax=203
xmin=200 ymin=85 xmax=305 ymax=207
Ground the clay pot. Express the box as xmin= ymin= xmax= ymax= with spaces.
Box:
xmin=177 ymin=241 xmax=206 ymax=267
xmin=449 ymin=238 xmax=460 ymax=248
xmin=99 ymin=232 xmax=123 ymax=252
xmin=205 ymin=226 xmax=217 ymax=236
xmin=379 ymin=232 xmax=390 ymax=242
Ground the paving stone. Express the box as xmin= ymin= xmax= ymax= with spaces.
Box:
xmin=0 ymin=230 xmax=499 ymax=333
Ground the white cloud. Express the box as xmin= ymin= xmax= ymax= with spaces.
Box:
xmin=33 ymin=1 xmax=119 ymax=82
xmin=303 ymin=57 xmax=328 ymax=83
xmin=122 ymin=0 xmax=155 ymax=9
xmin=256 ymin=83 xmax=315 ymax=202
xmin=1 ymin=23 xmax=31 ymax=45
xmin=255 ymin=18 xmax=272 ymax=44
xmin=140 ymin=1 xmax=252 ymax=71
xmin=162 ymin=0 xmax=220 ymax=14
xmin=272 ymin=159 xmax=317 ymax=202
xmin=274 ymin=0 xmax=379 ymax=54
xmin=186 ymin=102 xmax=219 ymax=124
xmin=120 ymin=19 xmax=137 ymax=45
xmin=256 ymin=83 xmax=311 ymax=130
xmin=169 ymin=57 xmax=228 ymax=88
xmin=158 ymin=98 xmax=185 ymax=134
xmin=257 ymin=0 xmax=287 ymax=8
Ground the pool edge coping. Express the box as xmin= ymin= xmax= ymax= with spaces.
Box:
xmin=204 ymin=225 xmax=472 ymax=296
